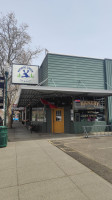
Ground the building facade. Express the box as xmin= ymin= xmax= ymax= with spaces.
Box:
xmin=18 ymin=53 xmax=112 ymax=134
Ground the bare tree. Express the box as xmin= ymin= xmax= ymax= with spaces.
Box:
xmin=0 ymin=12 xmax=42 ymax=128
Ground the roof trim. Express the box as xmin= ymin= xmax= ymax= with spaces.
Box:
xmin=20 ymin=85 xmax=112 ymax=94
xmin=47 ymin=52 xmax=104 ymax=61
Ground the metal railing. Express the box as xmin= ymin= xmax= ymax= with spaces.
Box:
xmin=83 ymin=125 xmax=112 ymax=138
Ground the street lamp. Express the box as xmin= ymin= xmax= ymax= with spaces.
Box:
xmin=4 ymin=63 xmax=9 ymax=126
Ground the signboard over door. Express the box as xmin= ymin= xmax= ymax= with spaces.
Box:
xmin=12 ymin=64 xmax=39 ymax=85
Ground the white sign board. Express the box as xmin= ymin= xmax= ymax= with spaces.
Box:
xmin=12 ymin=107 xmax=24 ymax=111
xmin=12 ymin=64 xmax=38 ymax=84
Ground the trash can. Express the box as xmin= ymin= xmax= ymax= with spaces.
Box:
xmin=0 ymin=126 xmax=8 ymax=147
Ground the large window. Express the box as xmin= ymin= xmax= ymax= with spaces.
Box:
xmin=32 ymin=108 xmax=46 ymax=122
xmin=73 ymin=97 xmax=105 ymax=122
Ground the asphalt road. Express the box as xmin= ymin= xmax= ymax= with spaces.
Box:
xmin=51 ymin=136 xmax=112 ymax=184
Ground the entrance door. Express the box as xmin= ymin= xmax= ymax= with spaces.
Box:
xmin=52 ymin=108 xmax=64 ymax=133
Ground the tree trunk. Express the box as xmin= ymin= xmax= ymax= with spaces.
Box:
xmin=7 ymin=103 xmax=12 ymax=128
xmin=8 ymin=113 xmax=12 ymax=128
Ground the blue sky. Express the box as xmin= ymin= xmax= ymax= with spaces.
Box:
xmin=0 ymin=0 xmax=112 ymax=65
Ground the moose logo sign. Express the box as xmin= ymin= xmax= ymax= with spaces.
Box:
xmin=12 ymin=64 xmax=38 ymax=85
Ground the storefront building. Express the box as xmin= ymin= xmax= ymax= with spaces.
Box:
xmin=16 ymin=53 xmax=112 ymax=134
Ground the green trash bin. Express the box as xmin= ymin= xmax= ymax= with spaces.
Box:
xmin=0 ymin=126 xmax=8 ymax=147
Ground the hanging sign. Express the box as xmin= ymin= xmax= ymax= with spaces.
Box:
xmin=12 ymin=64 xmax=39 ymax=85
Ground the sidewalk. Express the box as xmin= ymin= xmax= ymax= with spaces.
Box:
xmin=0 ymin=122 xmax=112 ymax=200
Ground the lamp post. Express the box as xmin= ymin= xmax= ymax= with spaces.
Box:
xmin=4 ymin=71 xmax=8 ymax=126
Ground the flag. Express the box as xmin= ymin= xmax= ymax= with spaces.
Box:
xmin=41 ymin=98 xmax=57 ymax=108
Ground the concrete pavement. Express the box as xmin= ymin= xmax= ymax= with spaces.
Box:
xmin=0 ymin=122 xmax=112 ymax=200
